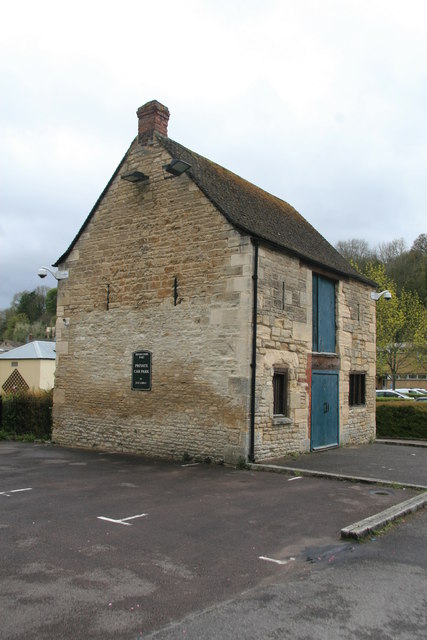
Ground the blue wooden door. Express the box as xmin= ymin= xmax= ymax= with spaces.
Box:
xmin=311 ymin=371 xmax=339 ymax=450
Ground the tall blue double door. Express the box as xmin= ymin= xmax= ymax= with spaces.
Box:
xmin=311 ymin=371 xmax=339 ymax=450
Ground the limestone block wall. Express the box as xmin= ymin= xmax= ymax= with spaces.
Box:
xmin=254 ymin=247 xmax=312 ymax=460
xmin=254 ymin=247 xmax=376 ymax=461
xmin=52 ymin=139 xmax=253 ymax=462
xmin=337 ymin=280 xmax=376 ymax=445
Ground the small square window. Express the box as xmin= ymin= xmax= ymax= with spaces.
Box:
xmin=273 ymin=371 xmax=288 ymax=416
xmin=349 ymin=373 xmax=366 ymax=406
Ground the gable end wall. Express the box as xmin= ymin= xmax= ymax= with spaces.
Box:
xmin=52 ymin=140 xmax=253 ymax=463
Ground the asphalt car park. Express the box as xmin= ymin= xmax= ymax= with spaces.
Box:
xmin=0 ymin=442 xmax=426 ymax=639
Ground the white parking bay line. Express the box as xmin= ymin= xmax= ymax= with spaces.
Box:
xmin=259 ymin=556 xmax=296 ymax=565
xmin=97 ymin=513 xmax=148 ymax=526
xmin=0 ymin=488 xmax=32 ymax=497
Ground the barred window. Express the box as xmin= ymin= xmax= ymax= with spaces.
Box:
xmin=349 ymin=373 xmax=366 ymax=406
xmin=273 ymin=371 xmax=288 ymax=416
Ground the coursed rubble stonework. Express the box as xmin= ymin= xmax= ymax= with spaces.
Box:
xmin=252 ymin=247 xmax=376 ymax=461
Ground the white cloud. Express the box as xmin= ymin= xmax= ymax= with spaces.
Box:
xmin=0 ymin=0 xmax=426 ymax=308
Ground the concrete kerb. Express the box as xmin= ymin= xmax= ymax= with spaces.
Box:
xmin=341 ymin=492 xmax=427 ymax=539
xmin=249 ymin=462 xmax=427 ymax=540
xmin=376 ymin=438 xmax=427 ymax=448
xmin=248 ymin=462 xmax=427 ymax=492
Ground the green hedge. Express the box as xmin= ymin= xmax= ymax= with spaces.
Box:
xmin=0 ymin=389 xmax=53 ymax=440
xmin=376 ymin=401 xmax=427 ymax=440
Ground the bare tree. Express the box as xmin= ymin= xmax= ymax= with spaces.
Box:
xmin=377 ymin=238 xmax=406 ymax=264
xmin=335 ymin=238 xmax=375 ymax=268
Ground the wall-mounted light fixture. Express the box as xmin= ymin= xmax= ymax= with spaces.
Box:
xmin=371 ymin=290 xmax=392 ymax=301
xmin=163 ymin=159 xmax=191 ymax=177
xmin=38 ymin=267 xmax=69 ymax=280
xmin=121 ymin=171 xmax=149 ymax=183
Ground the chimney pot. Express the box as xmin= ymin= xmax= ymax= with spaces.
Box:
xmin=137 ymin=100 xmax=170 ymax=144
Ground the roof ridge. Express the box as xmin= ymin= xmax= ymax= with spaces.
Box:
xmin=54 ymin=129 xmax=373 ymax=286
xmin=159 ymin=134 xmax=304 ymax=213
xmin=157 ymin=135 xmax=373 ymax=285
xmin=33 ymin=341 xmax=42 ymax=358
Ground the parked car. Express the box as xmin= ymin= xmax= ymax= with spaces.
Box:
xmin=376 ymin=390 xmax=415 ymax=400
xmin=396 ymin=388 xmax=427 ymax=398
xmin=415 ymin=396 xmax=427 ymax=402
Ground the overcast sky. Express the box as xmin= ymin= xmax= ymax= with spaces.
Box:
xmin=1 ymin=0 xmax=426 ymax=310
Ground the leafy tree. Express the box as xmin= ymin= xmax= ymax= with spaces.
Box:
xmin=45 ymin=288 xmax=57 ymax=319
xmin=366 ymin=263 xmax=427 ymax=388
xmin=336 ymin=235 xmax=427 ymax=305
xmin=12 ymin=320 xmax=46 ymax=343
xmin=12 ymin=322 xmax=31 ymax=344
xmin=387 ymin=249 xmax=427 ymax=305
xmin=0 ymin=287 xmax=56 ymax=343
xmin=16 ymin=287 xmax=48 ymax=323
xmin=5 ymin=313 xmax=29 ymax=340
xmin=0 ymin=309 xmax=8 ymax=339
xmin=412 ymin=233 xmax=427 ymax=254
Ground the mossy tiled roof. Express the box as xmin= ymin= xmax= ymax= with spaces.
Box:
xmin=160 ymin=136 xmax=369 ymax=283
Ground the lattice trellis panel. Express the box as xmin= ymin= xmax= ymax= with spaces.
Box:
xmin=2 ymin=368 xmax=30 ymax=393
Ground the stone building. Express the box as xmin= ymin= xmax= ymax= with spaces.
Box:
xmin=51 ymin=100 xmax=376 ymax=463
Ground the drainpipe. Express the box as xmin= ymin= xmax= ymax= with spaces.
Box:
xmin=249 ymin=238 xmax=259 ymax=462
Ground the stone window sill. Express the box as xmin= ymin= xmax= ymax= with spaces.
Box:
xmin=311 ymin=352 xmax=338 ymax=356
xmin=273 ymin=416 xmax=293 ymax=426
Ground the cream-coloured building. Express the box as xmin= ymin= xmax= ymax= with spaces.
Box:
xmin=0 ymin=341 xmax=56 ymax=395
xmin=51 ymin=101 xmax=376 ymax=463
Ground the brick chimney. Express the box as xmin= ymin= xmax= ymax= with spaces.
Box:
xmin=137 ymin=100 xmax=170 ymax=144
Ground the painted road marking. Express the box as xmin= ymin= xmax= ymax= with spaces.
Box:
xmin=0 ymin=488 xmax=32 ymax=497
xmin=259 ymin=556 xmax=296 ymax=565
xmin=181 ymin=463 xmax=200 ymax=467
xmin=97 ymin=513 xmax=148 ymax=526
xmin=287 ymin=476 xmax=303 ymax=482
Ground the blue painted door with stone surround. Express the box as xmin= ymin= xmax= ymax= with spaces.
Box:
xmin=311 ymin=371 xmax=339 ymax=450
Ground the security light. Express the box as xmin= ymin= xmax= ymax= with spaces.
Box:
xmin=164 ymin=159 xmax=191 ymax=176
xmin=371 ymin=290 xmax=392 ymax=301
xmin=121 ymin=171 xmax=149 ymax=183
xmin=38 ymin=267 xmax=69 ymax=280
